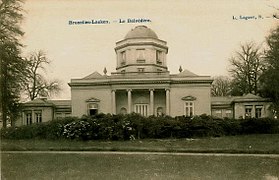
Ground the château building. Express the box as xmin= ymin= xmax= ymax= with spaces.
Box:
xmin=69 ymin=25 xmax=212 ymax=117
xmin=16 ymin=26 xmax=272 ymax=126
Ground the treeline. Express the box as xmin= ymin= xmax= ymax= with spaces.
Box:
xmin=1 ymin=113 xmax=279 ymax=140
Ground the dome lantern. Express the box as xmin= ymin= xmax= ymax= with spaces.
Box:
xmin=114 ymin=26 xmax=168 ymax=74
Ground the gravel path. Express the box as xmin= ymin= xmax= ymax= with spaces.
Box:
xmin=2 ymin=151 xmax=279 ymax=157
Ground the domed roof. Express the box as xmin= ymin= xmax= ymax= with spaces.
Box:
xmin=125 ymin=25 xmax=158 ymax=39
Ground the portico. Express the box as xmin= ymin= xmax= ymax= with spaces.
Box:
xmin=112 ymin=88 xmax=169 ymax=116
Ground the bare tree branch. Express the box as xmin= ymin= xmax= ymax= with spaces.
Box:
xmin=229 ymin=42 xmax=264 ymax=95
xmin=23 ymin=50 xmax=61 ymax=100
xmin=211 ymin=76 xmax=232 ymax=96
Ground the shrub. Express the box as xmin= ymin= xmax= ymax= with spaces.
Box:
xmin=62 ymin=120 xmax=91 ymax=140
xmin=240 ymin=118 xmax=279 ymax=134
xmin=0 ymin=117 xmax=78 ymax=140
xmin=1 ymin=114 xmax=278 ymax=140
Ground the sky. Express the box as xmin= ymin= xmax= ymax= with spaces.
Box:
xmin=21 ymin=0 xmax=279 ymax=99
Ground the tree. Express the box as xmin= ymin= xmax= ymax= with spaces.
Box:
xmin=229 ymin=42 xmax=265 ymax=96
xmin=0 ymin=0 xmax=27 ymax=127
xmin=211 ymin=76 xmax=231 ymax=96
xmin=260 ymin=25 xmax=279 ymax=115
xmin=23 ymin=50 xmax=61 ymax=100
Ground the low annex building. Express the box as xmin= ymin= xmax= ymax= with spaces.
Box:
xmin=17 ymin=98 xmax=71 ymax=126
xmin=16 ymin=26 xmax=272 ymax=126
xmin=211 ymin=94 xmax=272 ymax=119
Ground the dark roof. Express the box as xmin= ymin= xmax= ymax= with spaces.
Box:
xmin=23 ymin=98 xmax=71 ymax=108
xmin=211 ymin=93 xmax=271 ymax=105
xmin=211 ymin=96 xmax=235 ymax=105
xmin=23 ymin=98 xmax=54 ymax=107
xmin=83 ymin=71 xmax=104 ymax=79
xmin=48 ymin=100 xmax=71 ymax=107
xmin=233 ymin=93 xmax=270 ymax=102
xmin=177 ymin=69 xmax=198 ymax=77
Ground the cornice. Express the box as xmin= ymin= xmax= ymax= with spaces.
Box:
xmin=68 ymin=78 xmax=212 ymax=87
xmin=116 ymin=64 xmax=168 ymax=70
xmin=116 ymin=37 xmax=167 ymax=45
xmin=115 ymin=42 xmax=168 ymax=52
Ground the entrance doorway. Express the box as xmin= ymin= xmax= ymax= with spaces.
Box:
xmin=134 ymin=104 xmax=149 ymax=116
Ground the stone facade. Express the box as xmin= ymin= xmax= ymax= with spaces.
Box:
xmin=69 ymin=25 xmax=213 ymax=118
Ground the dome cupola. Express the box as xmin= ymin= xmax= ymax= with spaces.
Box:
xmin=114 ymin=26 xmax=168 ymax=74
xmin=124 ymin=25 xmax=158 ymax=39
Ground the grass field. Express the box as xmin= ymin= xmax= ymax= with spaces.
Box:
xmin=2 ymin=134 xmax=279 ymax=153
xmin=1 ymin=134 xmax=279 ymax=179
xmin=2 ymin=152 xmax=279 ymax=180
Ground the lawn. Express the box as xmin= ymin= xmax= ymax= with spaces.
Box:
xmin=2 ymin=134 xmax=279 ymax=179
xmin=2 ymin=134 xmax=279 ymax=153
xmin=1 ymin=152 xmax=279 ymax=180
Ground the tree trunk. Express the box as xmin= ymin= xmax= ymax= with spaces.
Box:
xmin=1 ymin=59 xmax=7 ymax=128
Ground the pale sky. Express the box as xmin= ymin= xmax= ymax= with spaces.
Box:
xmin=21 ymin=0 xmax=279 ymax=99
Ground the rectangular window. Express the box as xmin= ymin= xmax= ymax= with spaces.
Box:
xmin=121 ymin=51 xmax=126 ymax=61
xmin=184 ymin=101 xmax=194 ymax=117
xmin=88 ymin=103 xmax=98 ymax=116
xmin=56 ymin=113 xmax=63 ymax=120
xmin=25 ymin=112 xmax=32 ymax=125
xmin=121 ymin=51 xmax=126 ymax=65
xmin=156 ymin=51 xmax=162 ymax=64
xmin=35 ymin=111 xmax=42 ymax=123
xmin=65 ymin=113 xmax=71 ymax=117
xmin=56 ymin=112 xmax=71 ymax=119
xmin=134 ymin=104 xmax=149 ymax=117
xmin=255 ymin=106 xmax=263 ymax=118
xmin=245 ymin=106 xmax=253 ymax=118
xmin=137 ymin=49 xmax=145 ymax=60
xmin=137 ymin=68 xmax=145 ymax=72
xmin=213 ymin=110 xmax=222 ymax=118
xmin=225 ymin=110 xmax=232 ymax=117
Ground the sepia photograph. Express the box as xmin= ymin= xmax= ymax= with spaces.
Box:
xmin=1 ymin=0 xmax=279 ymax=179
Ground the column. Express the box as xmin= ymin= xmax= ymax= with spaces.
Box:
xmin=165 ymin=89 xmax=170 ymax=116
xmin=22 ymin=112 xmax=25 ymax=125
xmin=127 ymin=89 xmax=132 ymax=113
xmin=111 ymin=90 xmax=116 ymax=114
xmin=31 ymin=109 xmax=35 ymax=125
xmin=149 ymin=89 xmax=154 ymax=115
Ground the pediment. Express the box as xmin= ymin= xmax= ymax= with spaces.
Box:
xmin=86 ymin=97 xmax=100 ymax=102
xmin=181 ymin=95 xmax=196 ymax=101
xmin=83 ymin=71 xmax=103 ymax=79
xmin=178 ymin=69 xmax=198 ymax=77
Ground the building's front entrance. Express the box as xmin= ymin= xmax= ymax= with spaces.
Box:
xmin=134 ymin=104 xmax=149 ymax=116
xmin=115 ymin=89 xmax=169 ymax=116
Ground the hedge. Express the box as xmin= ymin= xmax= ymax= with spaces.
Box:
xmin=1 ymin=114 xmax=279 ymax=140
